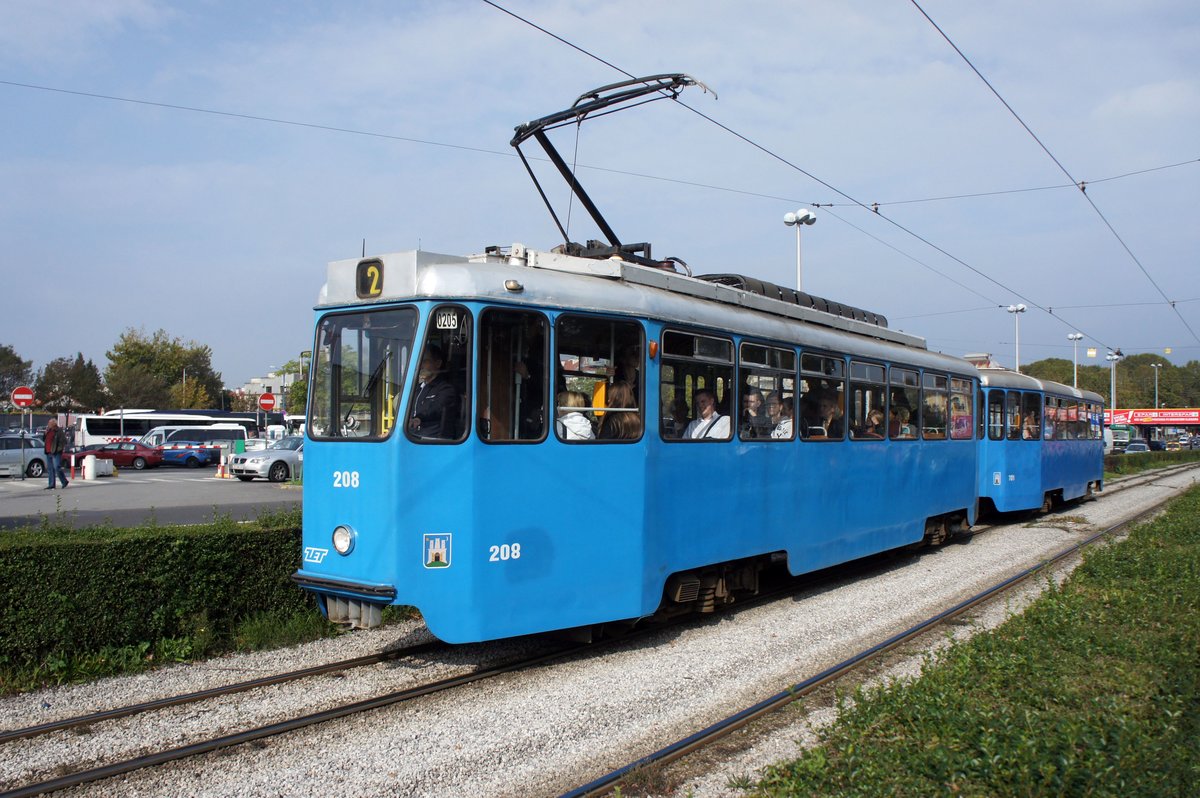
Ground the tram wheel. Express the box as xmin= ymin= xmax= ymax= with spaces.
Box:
xmin=924 ymin=518 xmax=948 ymax=547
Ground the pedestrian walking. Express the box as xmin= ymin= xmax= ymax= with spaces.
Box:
xmin=43 ymin=418 xmax=69 ymax=489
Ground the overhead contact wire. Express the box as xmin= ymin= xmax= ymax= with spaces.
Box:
xmin=481 ymin=1 xmax=1114 ymax=351
xmin=908 ymin=0 xmax=1200 ymax=347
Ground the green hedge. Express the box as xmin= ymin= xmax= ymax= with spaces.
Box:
xmin=1104 ymin=447 xmax=1200 ymax=475
xmin=0 ymin=512 xmax=307 ymax=672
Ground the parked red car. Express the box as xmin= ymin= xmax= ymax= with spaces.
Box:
xmin=68 ymin=441 xmax=163 ymax=470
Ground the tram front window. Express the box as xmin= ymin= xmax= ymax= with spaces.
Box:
xmin=310 ymin=308 xmax=418 ymax=439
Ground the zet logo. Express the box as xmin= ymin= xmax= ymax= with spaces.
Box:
xmin=304 ymin=547 xmax=329 ymax=564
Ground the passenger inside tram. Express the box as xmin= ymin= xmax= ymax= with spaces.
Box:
xmin=682 ymin=389 xmax=731 ymax=440
xmin=818 ymin=391 xmax=844 ymax=438
xmin=740 ymin=388 xmax=773 ymax=439
xmin=597 ymin=380 xmax=641 ymax=439
xmin=857 ymin=408 xmax=885 ymax=439
xmin=771 ymin=396 xmax=795 ymax=439
xmin=555 ymin=390 xmax=595 ymax=440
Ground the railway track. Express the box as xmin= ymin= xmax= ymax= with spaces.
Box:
xmin=0 ymin=639 xmax=447 ymax=745
xmin=557 ymin=493 xmax=1180 ymax=798
xmin=0 ymin=639 xmax=590 ymax=798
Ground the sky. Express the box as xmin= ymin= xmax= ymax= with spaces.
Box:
xmin=2 ymin=0 xmax=1197 ymax=389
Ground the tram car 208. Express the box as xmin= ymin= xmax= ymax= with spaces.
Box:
xmin=290 ymin=74 xmax=1105 ymax=643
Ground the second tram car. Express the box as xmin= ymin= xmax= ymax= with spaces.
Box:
xmin=978 ymin=371 xmax=1105 ymax=513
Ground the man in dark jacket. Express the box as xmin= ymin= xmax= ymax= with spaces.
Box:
xmin=408 ymin=344 xmax=459 ymax=440
xmin=43 ymin=418 xmax=69 ymax=489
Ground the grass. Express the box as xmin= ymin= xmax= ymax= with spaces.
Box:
xmin=749 ymin=485 xmax=1200 ymax=797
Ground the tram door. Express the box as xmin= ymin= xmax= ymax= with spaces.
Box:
xmin=472 ymin=310 xmax=648 ymax=632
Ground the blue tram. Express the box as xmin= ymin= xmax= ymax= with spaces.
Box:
xmin=294 ymin=245 xmax=999 ymax=642
xmin=977 ymin=370 xmax=1105 ymax=513
xmin=291 ymin=74 xmax=1104 ymax=642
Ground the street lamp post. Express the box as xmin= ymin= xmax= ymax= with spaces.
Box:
xmin=783 ymin=208 xmax=816 ymax=291
xmin=1105 ymin=351 xmax=1121 ymax=411
xmin=1006 ymin=304 xmax=1027 ymax=372
xmin=1067 ymin=333 xmax=1083 ymax=388
xmin=1151 ymin=362 xmax=1163 ymax=409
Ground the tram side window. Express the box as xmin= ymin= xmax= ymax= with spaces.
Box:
xmin=739 ymin=343 xmax=796 ymax=441
xmin=950 ymin=377 xmax=974 ymax=439
xmin=889 ymin=368 xmax=919 ymax=440
xmin=921 ymin=373 xmax=948 ymax=440
xmin=1058 ymin=400 xmax=1073 ymax=440
xmin=987 ymin=390 xmax=1005 ymax=440
xmin=406 ymin=305 xmax=472 ymax=443
xmin=556 ymin=315 xmax=643 ymax=442
xmin=477 ymin=309 xmax=548 ymax=443
xmin=799 ymin=353 xmax=845 ymax=440
xmin=1006 ymin=391 xmax=1022 ymax=441
xmin=661 ymin=330 xmax=734 ymax=441
xmin=1044 ymin=396 xmax=1058 ymax=440
xmin=1075 ymin=400 xmax=1094 ymax=439
xmin=1021 ymin=392 xmax=1041 ymax=440
xmin=310 ymin=307 xmax=418 ymax=440
xmin=1089 ymin=403 xmax=1102 ymax=439
xmin=849 ymin=362 xmax=886 ymax=440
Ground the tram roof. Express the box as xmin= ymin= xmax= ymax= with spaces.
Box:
xmin=317 ymin=244 xmax=974 ymax=374
xmin=978 ymin=369 xmax=1104 ymax=403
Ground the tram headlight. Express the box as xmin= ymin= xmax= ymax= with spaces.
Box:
xmin=332 ymin=525 xmax=356 ymax=555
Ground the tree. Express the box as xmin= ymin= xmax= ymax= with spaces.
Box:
xmin=1024 ymin=355 xmax=1200 ymax=409
xmin=0 ymin=344 xmax=33 ymax=402
xmin=104 ymin=362 xmax=170 ymax=409
xmin=277 ymin=356 xmax=310 ymax=415
xmin=1023 ymin=358 xmax=1073 ymax=387
xmin=105 ymin=328 xmax=223 ymax=409
xmin=228 ymin=390 xmax=257 ymax=412
xmin=34 ymin=353 xmax=107 ymax=412
xmin=169 ymin=377 xmax=212 ymax=409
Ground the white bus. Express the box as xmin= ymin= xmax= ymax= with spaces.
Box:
xmin=71 ymin=410 xmax=262 ymax=448
xmin=139 ymin=424 xmax=248 ymax=448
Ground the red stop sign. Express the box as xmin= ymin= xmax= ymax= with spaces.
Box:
xmin=10 ymin=386 xmax=34 ymax=408
xmin=258 ymin=392 xmax=277 ymax=412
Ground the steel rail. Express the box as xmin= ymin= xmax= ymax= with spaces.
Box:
xmin=0 ymin=640 xmax=446 ymax=745
xmin=559 ymin=498 xmax=1174 ymax=798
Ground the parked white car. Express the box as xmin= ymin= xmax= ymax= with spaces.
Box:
xmin=229 ymin=436 xmax=303 ymax=482
xmin=0 ymin=434 xmax=47 ymax=478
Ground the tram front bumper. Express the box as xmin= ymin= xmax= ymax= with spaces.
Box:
xmin=291 ymin=571 xmax=396 ymax=629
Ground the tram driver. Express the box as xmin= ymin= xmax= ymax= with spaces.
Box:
xmin=409 ymin=344 xmax=459 ymax=439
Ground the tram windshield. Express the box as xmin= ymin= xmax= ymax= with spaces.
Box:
xmin=310 ymin=308 xmax=418 ymax=439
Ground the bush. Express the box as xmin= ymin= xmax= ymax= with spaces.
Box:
xmin=0 ymin=509 xmax=309 ymax=688
xmin=1105 ymin=448 xmax=1200 ymax=475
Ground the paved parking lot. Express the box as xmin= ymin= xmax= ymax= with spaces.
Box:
xmin=0 ymin=466 xmax=301 ymax=530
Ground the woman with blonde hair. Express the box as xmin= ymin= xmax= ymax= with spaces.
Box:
xmin=555 ymin=390 xmax=594 ymax=440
